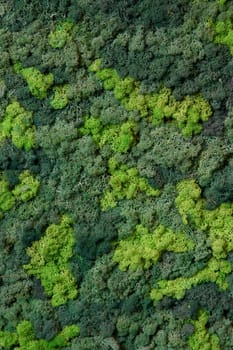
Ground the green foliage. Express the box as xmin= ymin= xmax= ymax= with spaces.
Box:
xmin=50 ymin=84 xmax=70 ymax=109
xmin=0 ymin=100 xmax=35 ymax=150
xmin=48 ymin=20 xmax=74 ymax=49
xmin=188 ymin=310 xmax=221 ymax=350
xmin=80 ymin=116 xmax=137 ymax=153
xmin=12 ymin=170 xmax=40 ymax=202
xmin=24 ymin=216 xmax=78 ymax=307
xmin=101 ymin=157 xmax=160 ymax=211
xmin=90 ymin=59 xmax=212 ymax=136
xmin=214 ymin=19 xmax=233 ymax=55
xmin=14 ymin=62 xmax=54 ymax=99
xmin=0 ymin=320 xmax=79 ymax=350
xmin=113 ymin=223 xmax=194 ymax=271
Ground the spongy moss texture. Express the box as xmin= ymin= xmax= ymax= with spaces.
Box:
xmin=0 ymin=0 xmax=233 ymax=349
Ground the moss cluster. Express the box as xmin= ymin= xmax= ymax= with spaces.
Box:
xmin=50 ymin=84 xmax=70 ymax=109
xmin=48 ymin=20 xmax=74 ymax=49
xmin=0 ymin=170 xmax=39 ymax=218
xmin=151 ymin=178 xmax=233 ymax=303
xmin=90 ymin=59 xmax=212 ymax=137
xmin=188 ymin=310 xmax=221 ymax=350
xmin=80 ymin=116 xmax=137 ymax=153
xmin=113 ymin=223 xmax=194 ymax=271
xmin=101 ymin=157 xmax=160 ymax=211
xmin=24 ymin=215 xmax=78 ymax=307
xmin=14 ymin=62 xmax=54 ymax=99
xmin=0 ymin=320 xmax=79 ymax=350
xmin=0 ymin=100 xmax=35 ymax=150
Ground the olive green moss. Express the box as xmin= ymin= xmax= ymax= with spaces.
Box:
xmin=0 ymin=170 xmax=39 ymax=218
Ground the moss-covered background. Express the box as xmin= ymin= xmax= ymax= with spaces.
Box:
xmin=0 ymin=0 xmax=233 ymax=349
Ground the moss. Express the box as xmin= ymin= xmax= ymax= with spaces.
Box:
xmin=0 ymin=171 xmax=39 ymax=218
xmin=50 ymin=84 xmax=70 ymax=109
xmin=24 ymin=215 xmax=78 ymax=307
xmin=0 ymin=177 xmax=15 ymax=213
xmin=80 ymin=116 xmax=137 ymax=153
xmin=188 ymin=310 xmax=221 ymax=350
xmin=214 ymin=18 xmax=233 ymax=55
xmin=12 ymin=170 xmax=40 ymax=202
xmin=0 ymin=321 xmax=79 ymax=350
xmin=90 ymin=59 xmax=212 ymax=136
xmin=150 ymin=257 xmax=231 ymax=302
xmin=101 ymin=157 xmax=160 ymax=211
xmin=0 ymin=100 xmax=35 ymax=150
xmin=113 ymin=223 xmax=194 ymax=271
xmin=14 ymin=62 xmax=54 ymax=99
xmin=151 ymin=179 xmax=233 ymax=303
xmin=48 ymin=20 xmax=74 ymax=49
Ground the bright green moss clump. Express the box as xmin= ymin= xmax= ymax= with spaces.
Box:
xmin=0 ymin=171 xmax=39 ymax=219
xmin=0 ymin=320 xmax=79 ymax=350
xmin=14 ymin=62 xmax=54 ymax=99
xmin=0 ymin=100 xmax=35 ymax=150
xmin=151 ymin=257 xmax=231 ymax=302
xmin=214 ymin=19 xmax=233 ymax=55
xmin=188 ymin=310 xmax=221 ymax=350
xmin=150 ymin=179 xmax=233 ymax=303
xmin=101 ymin=157 xmax=160 ymax=211
xmin=12 ymin=170 xmax=40 ymax=202
xmin=48 ymin=20 xmax=74 ymax=48
xmin=176 ymin=179 xmax=233 ymax=259
xmin=89 ymin=59 xmax=212 ymax=136
xmin=0 ymin=177 xmax=15 ymax=214
xmin=113 ymin=224 xmax=194 ymax=271
xmin=50 ymin=84 xmax=70 ymax=109
xmin=80 ymin=116 xmax=137 ymax=153
xmin=24 ymin=215 xmax=78 ymax=307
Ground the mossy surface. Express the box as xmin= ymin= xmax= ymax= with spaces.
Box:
xmin=24 ymin=216 xmax=78 ymax=307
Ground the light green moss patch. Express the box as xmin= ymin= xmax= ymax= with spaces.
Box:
xmin=24 ymin=215 xmax=78 ymax=307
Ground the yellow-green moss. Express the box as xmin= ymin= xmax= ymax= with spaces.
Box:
xmin=150 ymin=179 xmax=233 ymax=303
xmin=48 ymin=20 xmax=74 ymax=49
xmin=0 ymin=320 xmax=79 ymax=350
xmin=24 ymin=216 xmax=78 ymax=307
xmin=50 ymin=84 xmax=70 ymax=109
xmin=101 ymin=157 xmax=160 ymax=211
xmin=214 ymin=18 xmax=233 ymax=55
xmin=14 ymin=62 xmax=54 ymax=99
xmin=89 ymin=59 xmax=212 ymax=137
xmin=150 ymin=257 xmax=231 ymax=302
xmin=80 ymin=116 xmax=137 ymax=153
xmin=113 ymin=223 xmax=194 ymax=271
xmin=0 ymin=100 xmax=35 ymax=150
xmin=188 ymin=310 xmax=221 ymax=350
xmin=0 ymin=171 xmax=39 ymax=218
